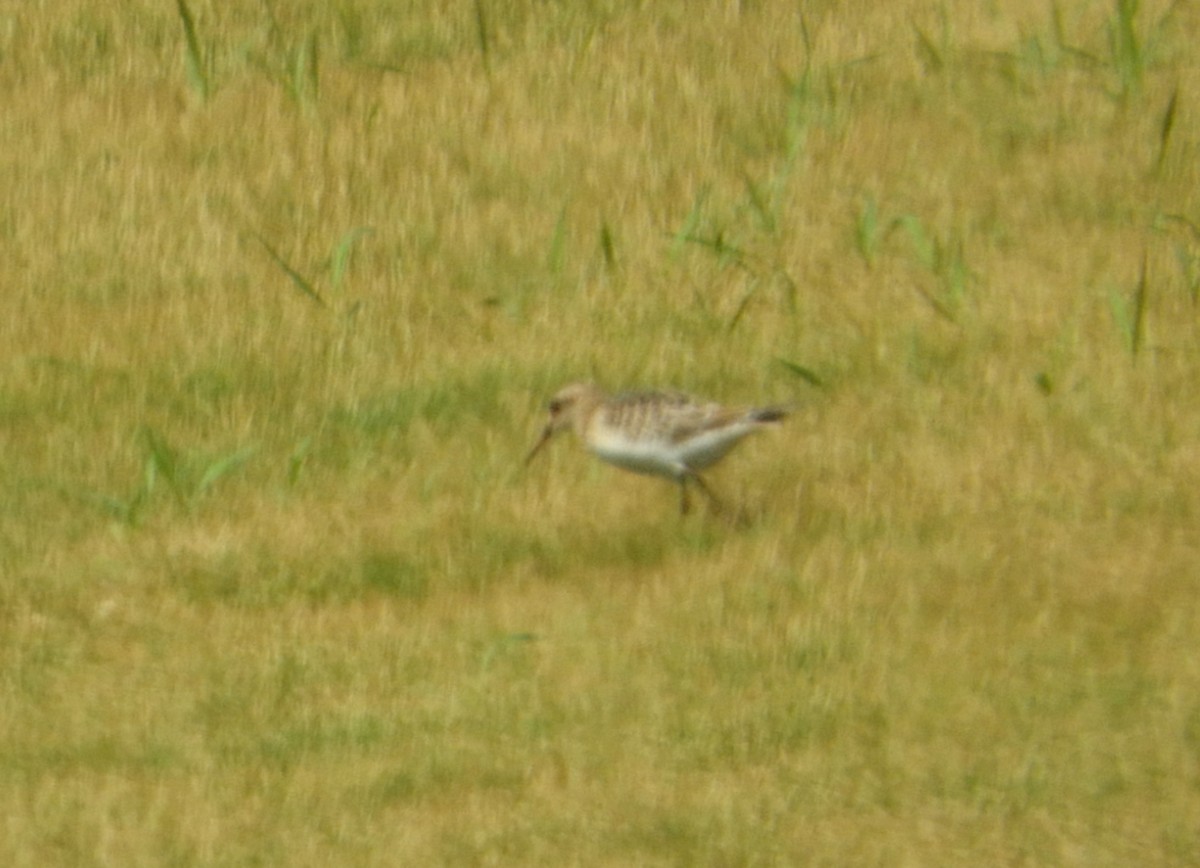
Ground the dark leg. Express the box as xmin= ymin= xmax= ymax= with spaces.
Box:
xmin=678 ymin=479 xmax=691 ymax=515
xmin=684 ymin=470 xmax=723 ymax=515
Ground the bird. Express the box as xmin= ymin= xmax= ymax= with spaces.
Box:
xmin=525 ymin=382 xmax=788 ymax=515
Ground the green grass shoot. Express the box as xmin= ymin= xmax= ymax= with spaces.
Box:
xmin=174 ymin=0 xmax=209 ymax=101
xmin=251 ymin=231 xmax=328 ymax=308
xmin=1107 ymin=254 xmax=1150 ymax=358
xmin=546 ymin=207 xmax=568 ymax=276
xmin=854 ymin=196 xmax=882 ymax=268
xmin=292 ymin=31 xmax=320 ymax=108
xmin=1108 ymin=0 xmax=1145 ymax=98
xmin=1156 ymin=84 xmax=1179 ymax=171
xmin=473 ymin=0 xmax=491 ymax=77
xmin=329 ymin=227 xmax=373 ymax=290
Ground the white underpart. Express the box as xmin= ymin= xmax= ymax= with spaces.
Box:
xmin=675 ymin=421 xmax=761 ymax=469
xmin=588 ymin=419 xmax=761 ymax=480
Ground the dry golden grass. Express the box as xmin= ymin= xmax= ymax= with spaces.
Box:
xmin=2 ymin=0 xmax=1200 ymax=863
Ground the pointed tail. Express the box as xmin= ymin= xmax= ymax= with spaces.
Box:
xmin=750 ymin=406 xmax=788 ymax=424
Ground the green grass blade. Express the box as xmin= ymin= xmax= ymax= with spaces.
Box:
xmin=1050 ymin=0 xmax=1067 ymax=51
xmin=599 ymin=221 xmax=617 ymax=272
xmin=682 ymin=230 xmax=747 ymax=269
xmin=143 ymin=428 xmax=187 ymax=506
xmin=546 ymin=208 xmax=568 ymax=275
xmin=671 ymin=188 xmax=710 ymax=259
xmin=293 ymin=31 xmax=320 ymax=107
xmin=940 ymin=238 xmax=970 ymax=306
xmin=727 ymin=283 xmax=759 ymax=333
xmin=1173 ymin=244 xmax=1199 ymax=305
xmin=1109 ymin=0 xmax=1143 ymax=98
xmin=196 ymin=447 xmax=258 ymax=497
xmin=898 ymin=215 xmax=935 ymax=270
xmin=251 ymin=231 xmax=327 ymax=308
xmin=914 ymin=26 xmax=944 ymax=72
xmin=776 ymin=357 xmax=825 ymax=388
xmin=474 ymin=0 xmax=491 ymax=76
xmin=914 ymin=284 xmax=958 ymax=324
xmin=330 ymin=227 xmax=373 ymax=289
xmin=855 ymin=197 xmax=880 ymax=267
xmin=175 ymin=0 xmax=209 ymax=101
xmin=1131 ymin=251 xmax=1148 ymax=357
xmin=337 ymin=7 xmax=364 ymax=61
xmin=742 ymin=173 xmax=776 ymax=233
xmin=1107 ymin=285 xmax=1135 ymax=353
xmin=287 ymin=437 xmax=313 ymax=487
xmin=1156 ymin=85 xmax=1178 ymax=171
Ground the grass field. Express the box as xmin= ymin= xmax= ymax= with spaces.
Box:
xmin=2 ymin=0 xmax=1199 ymax=863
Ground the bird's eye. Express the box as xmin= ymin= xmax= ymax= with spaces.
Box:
xmin=548 ymin=399 xmax=564 ymax=413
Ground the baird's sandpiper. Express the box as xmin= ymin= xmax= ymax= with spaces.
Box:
xmin=525 ymin=382 xmax=788 ymax=514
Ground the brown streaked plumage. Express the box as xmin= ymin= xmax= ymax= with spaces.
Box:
xmin=526 ymin=382 xmax=788 ymax=514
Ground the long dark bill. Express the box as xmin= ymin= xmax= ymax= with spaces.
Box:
xmin=524 ymin=426 xmax=553 ymax=465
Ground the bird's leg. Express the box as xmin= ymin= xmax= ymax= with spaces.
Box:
xmin=691 ymin=472 xmax=723 ymax=514
xmin=678 ymin=479 xmax=691 ymax=515
xmin=682 ymin=469 xmax=724 ymax=517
